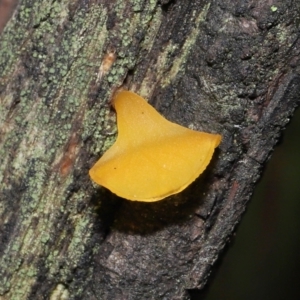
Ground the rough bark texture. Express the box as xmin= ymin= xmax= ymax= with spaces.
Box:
xmin=0 ymin=0 xmax=300 ymax=299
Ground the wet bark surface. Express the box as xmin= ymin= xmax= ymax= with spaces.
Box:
xmin=0 ymin=0 xmax=300 ymax=299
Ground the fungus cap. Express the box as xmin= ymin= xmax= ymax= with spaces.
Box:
xmin=89 ymin=90 xmax=221 ymax=202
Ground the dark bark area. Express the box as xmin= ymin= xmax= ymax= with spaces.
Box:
xmin=0 ymin=0 xmax=300 ymax=299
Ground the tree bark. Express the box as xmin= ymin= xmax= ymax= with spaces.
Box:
xmin=0 ymin=0 xmax=299 ymax=299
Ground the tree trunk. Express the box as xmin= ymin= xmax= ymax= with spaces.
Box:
xmin=0 ymin=0 xmax=299 ymax=299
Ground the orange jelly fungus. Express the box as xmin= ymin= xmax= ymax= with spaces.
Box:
xmin=89 ymin=90 xmax=221 ymax=202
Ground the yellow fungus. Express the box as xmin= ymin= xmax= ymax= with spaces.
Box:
xmin=89 ymin=90 xmax=221 ymax=202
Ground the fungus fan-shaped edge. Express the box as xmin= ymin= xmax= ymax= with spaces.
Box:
xmin=89 ymin=91 xmax=222 ymax=202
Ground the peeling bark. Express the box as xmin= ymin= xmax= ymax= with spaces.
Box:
xmin=0 ymin=0 xmax=300 ymax=299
